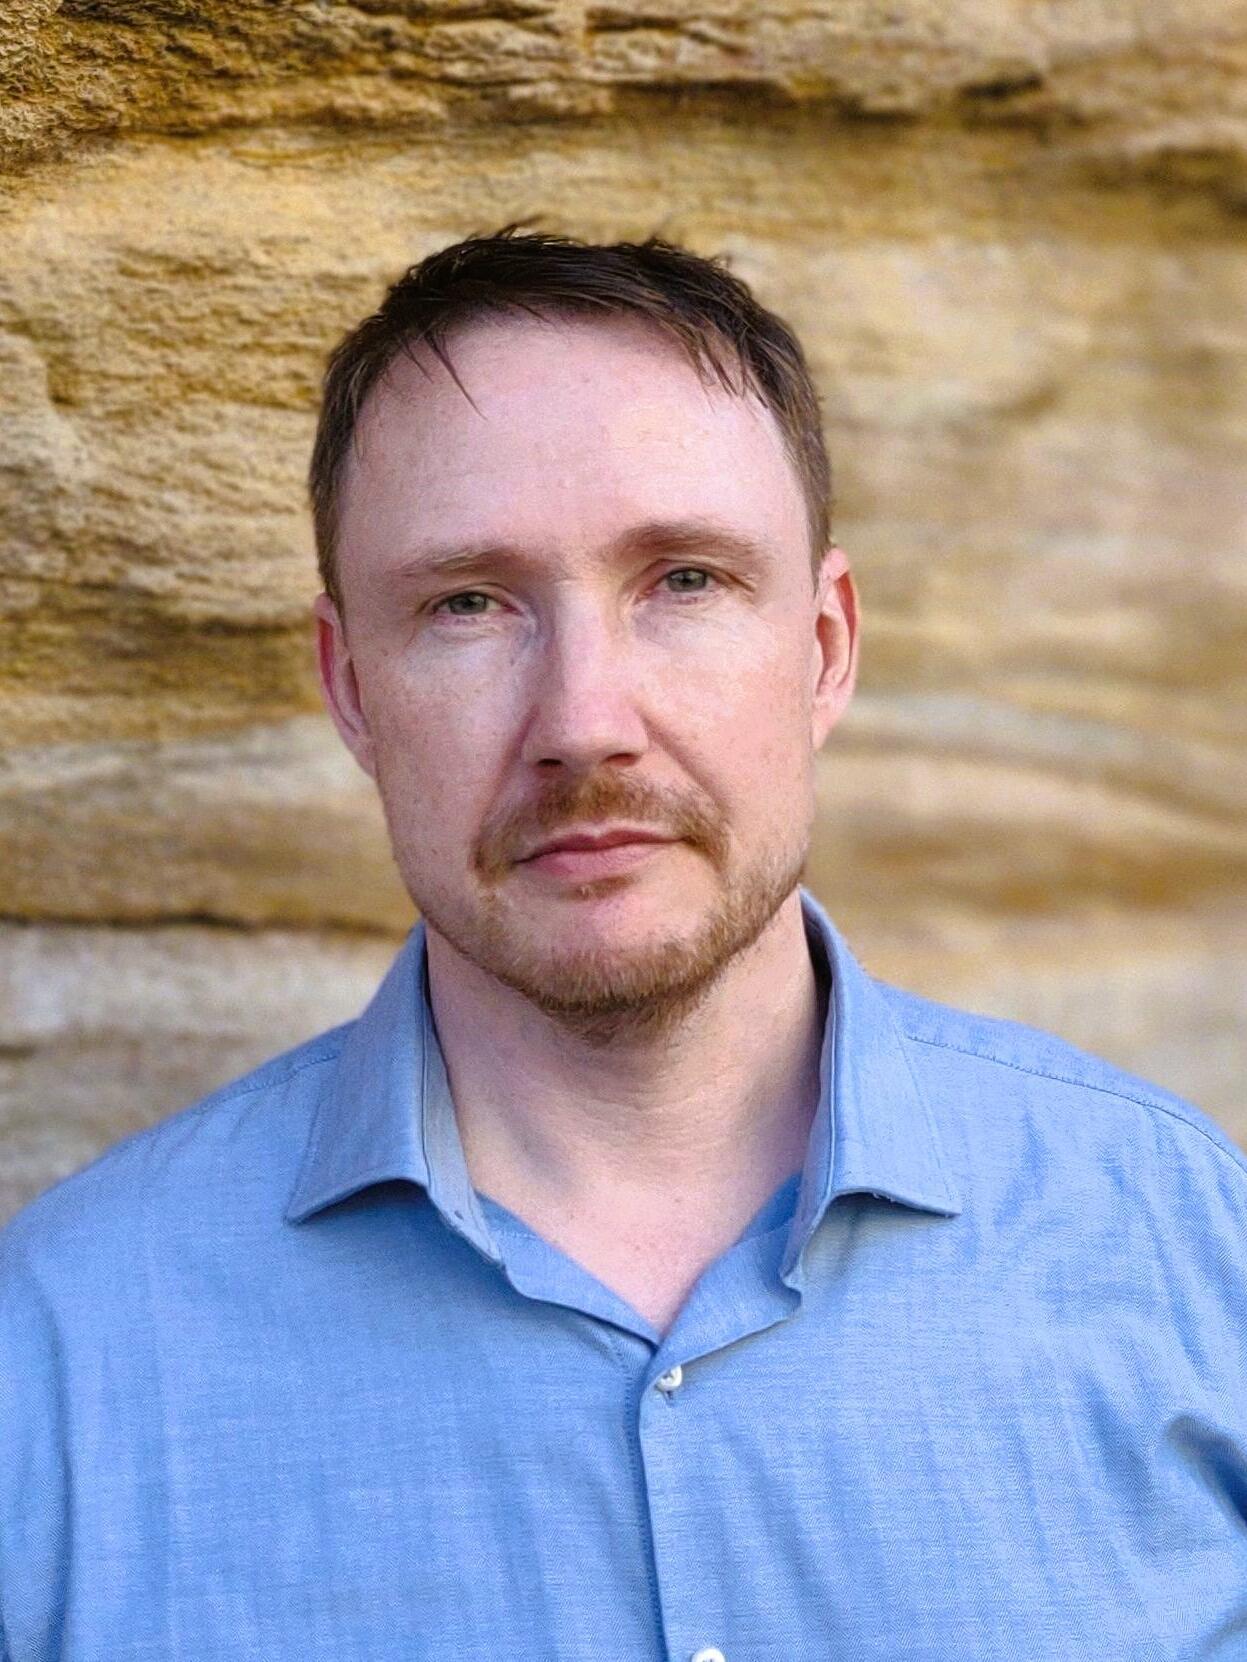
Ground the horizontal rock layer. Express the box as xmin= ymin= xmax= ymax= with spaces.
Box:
xmin=4 ymin=1 xmax=1247 ymax=198
xmin=2 ymin=708 xmax=1243 ymax=927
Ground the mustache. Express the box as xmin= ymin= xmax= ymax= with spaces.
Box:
xmin=473 ymin=772 xmax=729 ymax=881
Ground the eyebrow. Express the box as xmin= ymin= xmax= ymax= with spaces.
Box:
xmin=391 ymin=519 xmax=774 ymax=584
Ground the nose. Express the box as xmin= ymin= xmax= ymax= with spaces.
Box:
xmin=518 ymin=596 xmax=649 ymax=774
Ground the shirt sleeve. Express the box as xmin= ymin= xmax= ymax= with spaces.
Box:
xmin=0 ymin=1222 xmax=67 ymax=1662
xmin=1157 ymin=1113 xmax=1247 ymax=1522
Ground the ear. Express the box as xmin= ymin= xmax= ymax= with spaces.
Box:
xmin=313 ymin=592 xmax=377 ymax=779
xmin=810 ymin=543 xmax=859 ymax=749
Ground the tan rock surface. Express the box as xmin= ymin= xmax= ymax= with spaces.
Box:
xmin=0 ymin=719 xmax=411 ymax=929
xmin=0 ymin=0 xmax=1243 ymax=1216
xmin=5 ymin=3 xmax=1247 ymax=187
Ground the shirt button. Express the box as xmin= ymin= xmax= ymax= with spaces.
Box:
xmin=655 ymin=1364 xmax=684 ymax=1394
xmin=691 ymin=1650 xmax=726 ymax=1662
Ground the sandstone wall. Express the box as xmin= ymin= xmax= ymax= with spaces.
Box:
xmin=2 ymin=0 xmax=1245 ymax=1222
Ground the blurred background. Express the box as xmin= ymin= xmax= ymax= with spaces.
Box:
xmin=1 ymin=0 xmax=1244 ymax=1224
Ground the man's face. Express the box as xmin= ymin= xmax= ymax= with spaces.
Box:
xmin=316 ymin=312 xmax=857 ymax=1034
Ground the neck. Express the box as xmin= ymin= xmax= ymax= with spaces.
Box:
xmin=425 ymin=889 xmax=826 ymax=1230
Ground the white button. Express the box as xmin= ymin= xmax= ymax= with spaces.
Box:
xmin=691 ymin=1649 xmax=726 ymax=1662
xmin=655 ymin=1365 xmax=684 ymax=1394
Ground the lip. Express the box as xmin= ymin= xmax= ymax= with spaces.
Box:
xmin=519 ymin=826 xmax=675 ymax=861
xmin=517 ymin=826 xmax=680 ymax=882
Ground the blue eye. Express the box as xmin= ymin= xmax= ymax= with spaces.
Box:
xmin=436 ymin=592 xmax=492 ymax=615
xmin=663 ymin=568 xmax=712 ymax=593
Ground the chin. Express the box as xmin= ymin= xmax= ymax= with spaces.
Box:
xmin=416 ymin=842 xmax=805 ymax=1042
xmin=485 ymin=932 xmax=732 ymax=1045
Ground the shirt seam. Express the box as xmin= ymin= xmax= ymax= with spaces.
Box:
xmin=622 ymin=1374 xmax=670 ymax=1654
xmin=902 ymin=1029 xmax=1247 ymax=1182
xmin=209 ymin=1043 xmax=347 ymax=1110
xmin=601 ymin=1322 xmax=638 ymax=1380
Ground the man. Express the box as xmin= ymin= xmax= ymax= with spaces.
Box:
xmin=1 ymin=228 xmax=1244 ymax=1660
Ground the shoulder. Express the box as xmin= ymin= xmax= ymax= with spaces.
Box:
xmin=877 ymin=978 xmax=1247 ymax=1191
xmin=0 ymin=1022 xmax=352 ymax=1289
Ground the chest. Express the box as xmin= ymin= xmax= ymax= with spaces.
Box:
xmin=23 ymin=1236 xmax=1244 ymax=1662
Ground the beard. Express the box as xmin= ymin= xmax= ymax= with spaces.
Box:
xmin=389 ymin=768 xmax=809 ymax=1046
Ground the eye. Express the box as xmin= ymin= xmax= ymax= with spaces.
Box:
xmin=660 ymin=567 xmax=715 ymax=594
xmin=433 ymin=591 xmax=495 ymax=616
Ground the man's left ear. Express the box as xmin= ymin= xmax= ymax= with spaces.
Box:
xmin=810 ymin=543 xmax=859 ymax=748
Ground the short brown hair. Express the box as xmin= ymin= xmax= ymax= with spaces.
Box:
xmin=309 ymin=226 xmax=832 ymax=608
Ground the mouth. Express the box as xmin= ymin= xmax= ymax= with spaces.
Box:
xmin=516 ymin=826 xmax=680 ymax=881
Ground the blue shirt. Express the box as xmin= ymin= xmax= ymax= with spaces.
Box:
xmin=2 ymin=889 xmax=1245 ymax=1661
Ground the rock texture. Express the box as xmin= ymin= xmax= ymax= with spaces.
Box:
xmin=5 ymin=2 xmax=1247 ymax=190
xmin=1 ymin=0 xmax=1244 ymax=1220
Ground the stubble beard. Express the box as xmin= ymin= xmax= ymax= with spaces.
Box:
xmin=388 ymin=770 xmax=809 ymax=1046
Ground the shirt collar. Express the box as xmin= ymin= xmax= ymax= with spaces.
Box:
xmin=285 ymin=888 xmax=963 ymax=1250
xmin=782 ymin=889 xmax=962 ymax=1278
xmin=285 ymin=924 xmax=434 ymax=1225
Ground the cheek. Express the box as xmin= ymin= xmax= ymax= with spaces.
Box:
xmin=366 ymin=643 xmax=510 ymax=757
xmin=686 ymin=637 xmax=811 ymax=758
xmin=665 ymin=642 xmax=814 ymax=832
xmin=364 ymin=661 xmax=510 ymax=840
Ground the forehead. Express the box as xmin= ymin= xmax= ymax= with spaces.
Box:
xmin=336 ymin=311 xmax=809 ymax=576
